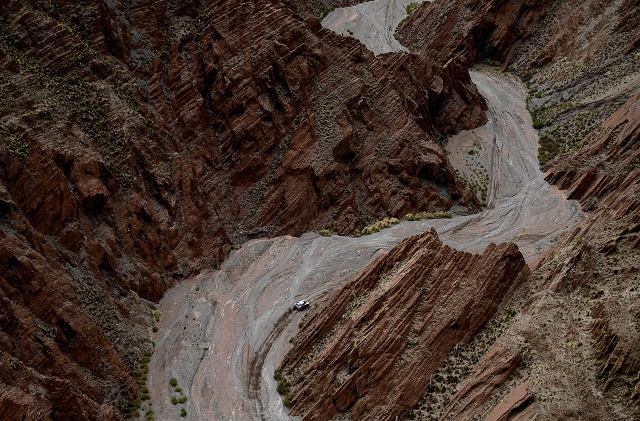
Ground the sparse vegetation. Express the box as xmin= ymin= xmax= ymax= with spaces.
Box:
xmin=356 ymin=217 xmax=401 ymax=236
xmin=411 ymin=307 xmax=520 ymax=418
xmin=319 ymin=7 xmax=334 ymax=20
xmin=456 ymin=146 xmax=489 ymax=207
xmin=122 ymin=350 xmax=155 ymax=419
xmin=404 ymin=211 xmax=452 ymax=221
xmin=319 ymin=229 xmax=332 ymax=237
xmin=275 ymin=370 xmax=294 ymax=408
xmin=168 ymin=377 xmax=188 ymax=415
xmin=1 ymin=127 xmax=28 ymax=160
xmin=397 ymin=2 xmax=422 ymax=30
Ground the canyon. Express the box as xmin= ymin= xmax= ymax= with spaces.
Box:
xmin=1 ymin=0 xmax=640 ymax=420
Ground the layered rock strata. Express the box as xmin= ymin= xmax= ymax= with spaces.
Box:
xmin=0 ymin=0 xmax=485 ymax=417
xmin=391 ymin=1 xmax=640 ymax=419
xmin=398 ymin=0 xmax=640 ymax=69
xmin=279 ymin=229 xmax=530 ymax=420
xmin=545 ymin=90 xmax=640 ymax=217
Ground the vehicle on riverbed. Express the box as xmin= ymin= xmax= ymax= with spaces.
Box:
xmin=294 ymin=300 xmax=310 ymax=311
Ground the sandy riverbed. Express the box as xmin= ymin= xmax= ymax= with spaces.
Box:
xmin=145 ymin=1 xmax=583 ymax=418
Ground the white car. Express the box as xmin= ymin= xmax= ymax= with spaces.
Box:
xmin=293 ymin=300 xmax=310 ymax=311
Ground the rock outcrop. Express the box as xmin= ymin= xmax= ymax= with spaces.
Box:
xmin=398 ymin=0 xmax=640 ymax=70
xmin=0 ymin=0 xmax=486 ymax=417
xmin=279 ymin=229 xmax=529 ymax=420
xmin=275 ymin=0 xmax=640 ymax=418
xmin=545 ymin=90 xmax=640 ymax=217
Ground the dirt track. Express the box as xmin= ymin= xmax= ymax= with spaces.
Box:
xmin=146 ymin=5 xmax=583 ymax=420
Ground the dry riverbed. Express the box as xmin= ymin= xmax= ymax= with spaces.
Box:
xmin=146 ymin=2 xmax=583 ymax=418
xmin=322 ymin=0 xmax=428 ymax=54
xmin=146 ymin=66 xmax=583 ymax=420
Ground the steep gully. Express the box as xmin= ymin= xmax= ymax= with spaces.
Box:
xmin=148 ymin=3 xmax=583 ymax=420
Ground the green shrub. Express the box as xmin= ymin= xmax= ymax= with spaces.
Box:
xmin=277 ymin=380 xmax=291 ymax=395
xmin=406 ymin=2 xmax=420 ymax=15
xmin=319 ymin=7 xmax=334 ymax=19
xmin=153 ymin=310 xmax=161 ymax=322
xmin=180 ymin=408 xmax=187 ymax=417
xmin=178 ymin=396 xmax=187 ymax=404
xmin=277 ymin=383 xmax=290 ymax=395
xmin=421 ymin=211 xmax=452 ymax=219
xmin=283 ymin=395 xmax=293 ymax=407
xmin=171 ymin=396 xmax=178 ymax=405
xmin=533 ymin=120 xmax=551 ymax=129
xmin=169 ymin=378 xmax=178 ymax=387
xmin=319 ymin=229 xmax=331 ymax=237
xmin=175 ymin=387 xmax=182 ymax=393
xmin=152 ymin=326 xmax=159 ymax=332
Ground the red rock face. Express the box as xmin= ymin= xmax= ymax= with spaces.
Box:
xmin=396 ymin=2 xmax=640 ymax=418
xmin=279 ymin=229 xmax=530 ymax=421
xmin=398 ymin=0 xmax=550 ymax=67
xmin=545 ymin=90 xmax=640 ymax=218
xmin=0 ymin=0 xmax=485 ymax=417
xmin=398 ymin=0 xmax=640 ymax=69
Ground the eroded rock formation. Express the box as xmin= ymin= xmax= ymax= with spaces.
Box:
xmin=279 ymin=229 xmax=529 ymax=420
xmin=545 ymin=90 xmax=640 ymax=217
xmin=398 ymin=0 xmax=640 ymax=69
xmin=0 ymin=0 xmax=486 ymax=417
xmin=266 ymin=1 xmax=640 ymax=420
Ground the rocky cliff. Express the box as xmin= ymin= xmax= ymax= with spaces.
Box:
xmin=279 ymin=229 xmax=529 ymax=420
xmin=369 ymin=0 xmax=640 ymax=419
xmin=0 ymin=0 xmax=486 ymax=418
xmin=398 ymin=0 xmax=640 ymax=69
